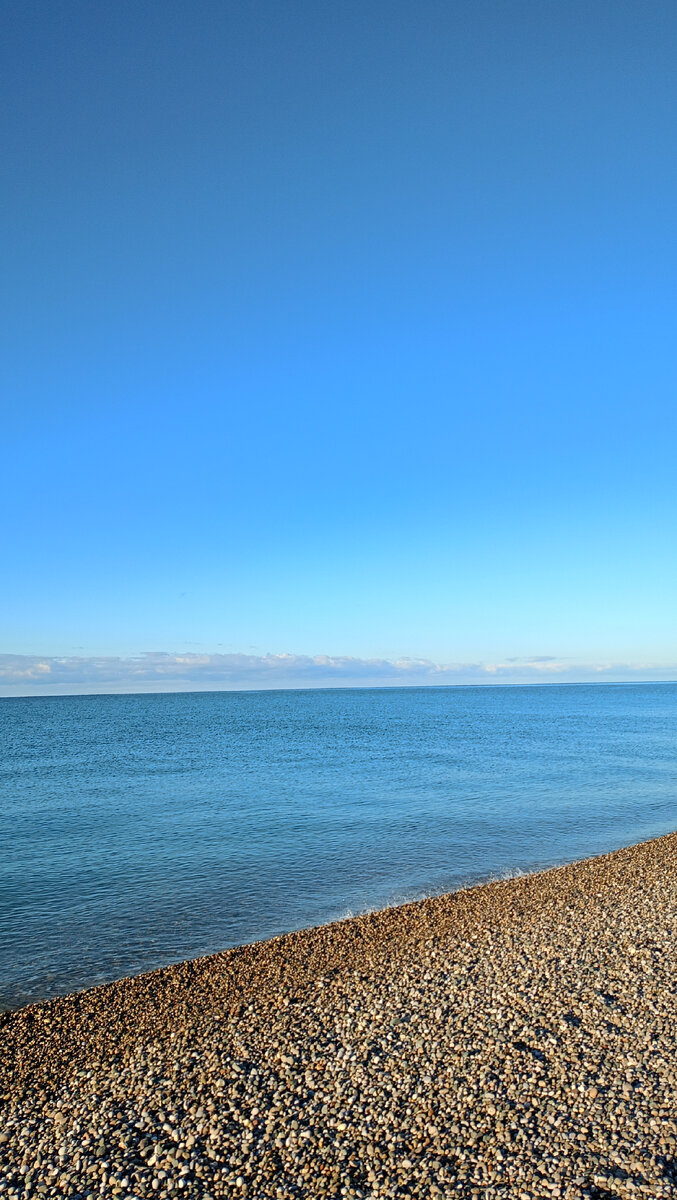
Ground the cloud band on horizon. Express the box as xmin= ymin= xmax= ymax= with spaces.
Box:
xmin=0 ymin=652 xmax=674 ymax=697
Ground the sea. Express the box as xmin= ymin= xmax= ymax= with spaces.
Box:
xmin=1 ymin=683 xmax=675 ymax=1011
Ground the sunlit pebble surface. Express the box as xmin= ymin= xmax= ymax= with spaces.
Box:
xmin=2 ymin=836 xmax=677 ymax=1200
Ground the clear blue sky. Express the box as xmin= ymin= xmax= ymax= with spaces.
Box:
xmin=2 ymin=1 xmax=676 ymax=691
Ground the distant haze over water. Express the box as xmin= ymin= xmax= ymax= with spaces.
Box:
xmin=1 ymin=683 xmax=675 ymax=1010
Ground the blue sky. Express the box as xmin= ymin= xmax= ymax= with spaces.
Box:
xmin=2 ymin=1 xmax=676 ymax=693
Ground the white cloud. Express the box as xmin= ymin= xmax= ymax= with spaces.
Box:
xmin=0 ymin=651 xmax=675 ymax=696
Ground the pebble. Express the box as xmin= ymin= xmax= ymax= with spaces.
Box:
xmin=2 ymin=833 xmax=677 ymax=1198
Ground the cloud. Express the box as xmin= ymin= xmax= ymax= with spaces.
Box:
xmin=0 ymin=651 xmax=675 ymax=696
xmin=505 ymin=655 xmax=559 ymax=664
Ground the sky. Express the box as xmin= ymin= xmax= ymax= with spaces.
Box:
xmin=2 ymin=0 xmax=676 ymax=695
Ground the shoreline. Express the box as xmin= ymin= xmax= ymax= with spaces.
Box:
xmin=0 ymin=834 xmax=663 ymax=1019
xmin=2 ymin=832 xmax=677 ymax=1197
xmin=0 ymin=846 xmax=608 ymax=1018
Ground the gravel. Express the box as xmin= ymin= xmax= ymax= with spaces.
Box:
xmin=2 ymin=833 xmax=677 ymax=1199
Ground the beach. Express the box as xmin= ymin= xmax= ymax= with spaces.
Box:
xmin=2 ymin=832 xmax=676 ymax=1199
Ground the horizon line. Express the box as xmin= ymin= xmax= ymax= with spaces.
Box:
xmin=2 ymin=678 xmax=676 ymax=701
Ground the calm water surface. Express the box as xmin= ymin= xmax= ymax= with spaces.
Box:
xmin=1 ymin=684 xmax=675 ymax=1009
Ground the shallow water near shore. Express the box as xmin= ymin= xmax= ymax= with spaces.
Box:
xmin=1 ymin=682 xmax=676 ymax=1010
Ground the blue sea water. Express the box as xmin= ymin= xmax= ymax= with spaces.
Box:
xmin=1 ymin=683 xmax=675 ymax=1010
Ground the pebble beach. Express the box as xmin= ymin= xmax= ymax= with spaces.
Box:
xmin=2 ymin=833 xmax=676 ymax=1200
